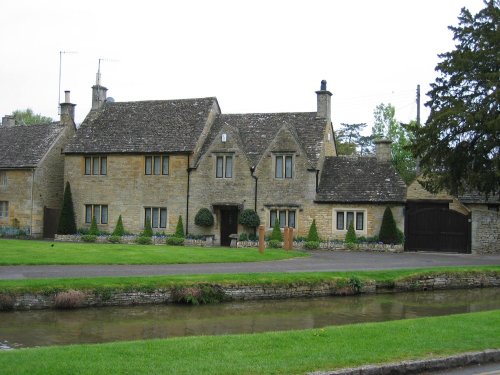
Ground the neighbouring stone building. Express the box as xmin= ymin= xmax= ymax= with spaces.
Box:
xmin=0 ymin=92 xmax=76 ymax=237
xmin=62 ymin=80 xmax=406 ymax=245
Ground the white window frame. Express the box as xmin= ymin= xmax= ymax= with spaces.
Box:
xmin=0 ymin=201 xmax=8 ymax=218
xmin=334 ymin=209 xmax=367 ymax=234
xmin=215 ymin=154 xmax=233 ymax=179
xmin=85 ymin=204 xmax=108 ymax=224
xmin=269 ymin=208 xmax=297 ymax=229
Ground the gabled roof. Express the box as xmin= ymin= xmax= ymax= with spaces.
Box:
xmin=315 ymin=156 xmax=407 ymax=203
xmin=0 ymin=122 xmax=65 ymax=168
xmin=196 ymin=112 xmax=327 ymax=167
xmin=458 ymin=191 xmax=499 ymax=204
xmin=64 ymin=98 xmax=218 ymax=154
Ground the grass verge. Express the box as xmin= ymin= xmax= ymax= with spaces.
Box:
xmin=0 ymin=239 xmax=306 ymax=265
xmin=0 ymin=310 xmax=498 ymax=375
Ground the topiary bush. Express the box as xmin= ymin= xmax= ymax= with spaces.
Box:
xmin=135 ymin=236 xmax=152 ymax=245
xmin=239 ymin=209 xmax=260 ymax=229
xmin=379 ymin=207 xmax=399 ymax=244
xmin=57 ymin=181 xmax=77 ymax=235
xmin=175 ymin=216 xmax=185 ymax=238
xmin=270 ymin=219 xmax=283 ymax=242
xmin=88 ymin=216 xmax=99 ymax=236
xmin=345 ymin=222 xmax=357 ymax=244
xmin=107 ymin=235 xmax=121 ymax=244
xmin=81 ymin=234 xmax=97 ymax=242
xmin=307 ymin=219 xmax=320 ymax=242
xmin=166 ymin=236 xmax=185 ymax=246
xmin=112 ymin=215 xmax=125 ymax=236
xmin=239 ymin=233 xmax=248 ymax=241
xmin=194 ymin=208 xmax=214 ymax=227
xmin=304 ymin=241 xmax=320 ymax=250
xmin=142 ymin=219 xmax=153 ymax=238
xmin=268 ymin=239 xmax=282 ymax=248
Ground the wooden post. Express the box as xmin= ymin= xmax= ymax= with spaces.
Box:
xmin=284 ymin=227 xmax=289 ymax=250
xmin=258 ymin=225 xmax=265 ymax=254
xmin=288 ymin=227 xmax=294 ymax=250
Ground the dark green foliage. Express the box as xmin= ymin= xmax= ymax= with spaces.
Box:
xmin=81 ymin=235 xmax=97 ymax=243
xmin=107 ymin=235 xmax=121 ymax=244
xmin=112 ymin=215 xmax=125 ymax=236
xmin=379 ymin=207 xmax=399 ymax=244
xmin=12 ymin=108 xmax=52 ymax=125
xmin=335 ymin=123 xmax=368 ymax=155
xmin=409 ymin=2 xmax=499 ymax=196
xmin=172 ymin=284 xmax=225 ymax=305
xmin=194 ymin=208 xmax=214 ymax=227
xmin=88 ymin=217 xmax=99 ymax=236
xmin=238 ymin=209 xmax=261 ymax=228
xmin=348 ymin=277 xmax=363 ymax=293
xmin=142 ymin=220 xmax=153 ymax=238
xmin=135 ymin=236 xmax=152 ymax=245
xmin=57 ymin=182 xmax=77 ymax=235
xmin=248 ymin=233 xmax=258 ymax=241
xmin=304 ymin=241 xmax=320 ymax=250
xmin=166 ymin=237 xmax=185 ymax=246
xmin=175 ymin=216 xmax=185 ymax=238
xmin=239 ymin=233 xmax=248 ymax=241
xmin=270 ymin=219 xmax=283 ymax=242
xmin=345 ymin=222 xmax=357 ymax=244
xmin=307 ymin=219 xmax=320 ymax=242
xmin=268 ymin=239 xmax=282 ymax=249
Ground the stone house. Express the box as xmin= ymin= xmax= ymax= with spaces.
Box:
xmin=0 ymin=93 xmax=76 ymax=237
xmin=63 ymin=80 xmax=406 ymax=245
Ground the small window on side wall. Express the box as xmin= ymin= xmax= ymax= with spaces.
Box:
xmin=336 ymin=210 xmax=365 ymax=232
xmin=270 ymin=209 xmax=296 ymax=228
xmin=275 ymin=155 xmax=293 ymax=179
xmin=215 ymin=155 xmax=233 ymax=178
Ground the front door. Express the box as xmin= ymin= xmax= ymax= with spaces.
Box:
xmin=220 ymin=208 xmax=238 ymax=246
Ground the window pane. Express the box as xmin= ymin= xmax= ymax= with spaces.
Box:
xmin=279 ymin=211 xmax=286 ymax=228
xmin=152 ymin=208 xmax=159 ymax=228
xmin=160 ymin=208 xmax=167 ymax=228
xmin=162 ymin=156 xmax=169 ymax=175
xmin=101 ymin=205 xmax=108 ymax=224
xmin=336 ymin=211 xmax=344 ymax=230
xmin=145 ymin=157 xmax=152 ymax=175
xmin=154 ymin=156 xmax=161 ymax=175
xmin=93 ymin=157 xmax=99 ymax=175
xmin=0 ymin=201 xmax=8 ymax=218
xmin=225 ymin=156 xmax=233 ymax=178
xmin=346 ymin=212 xmax=354 ymax=229
xmin=216 ymin=156 xmax=223 ymax=178
xmin=100 ymin=157 xmax=107 ymax=175
xmin=0 ymin=172 xmax=7 ymax=187
xmin=94 ymin=205 xmax=101 ymax=224
xmin=285 ymin=156 xmax=293 ymax=178
xmin=85 ymin=157 xmax=91 ymax=175
xmin=356 ymin=212 xmax=364 ymax=230
xmin=288 ymin=211 xmax=296 ymax=228
xmin=270 ymin=210 xmax=277 ymax=227
xmin=85 ymin=205 xmax=92 ymax=224
xmin=145 ymin=208 xmax=151 ymax=226
xmin=275 ymin=156 xmax=283 ymax=178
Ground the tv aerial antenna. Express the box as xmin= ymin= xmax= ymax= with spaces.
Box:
xmin=95 ymin=57 xmax=118 ymax=105
xmin=58 ymin=50 xmax=77 ymax=113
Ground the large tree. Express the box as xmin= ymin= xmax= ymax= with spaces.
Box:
xmin=372 ymin=103 xmax=417 ymax=184
xmin=335 ymin=123 xmax=367 ymax=155
xmin=12 ymin=108 xmax=52 ymax=125
xmin=410 ymin=1 xmax=499 ymax=196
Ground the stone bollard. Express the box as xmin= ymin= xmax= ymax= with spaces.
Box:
xmin=284 ymin=227 xmax=289 ymax=250
xmin=258 ymin=225 xmax=265 ymax=254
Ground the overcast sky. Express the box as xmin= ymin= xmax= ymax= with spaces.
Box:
xmin=0 ymin=0 xmax=485 ymax=132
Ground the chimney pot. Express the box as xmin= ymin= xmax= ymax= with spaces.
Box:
xmin=64 ymin=90 xmax=70 ymax=103
xmin=321 ymin=80 xmax=327 ymax=91
xmin=1 ymin=115 xmax=16 ymax=127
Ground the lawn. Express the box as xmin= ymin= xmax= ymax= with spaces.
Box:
xmin=0 ymin=310 xmax=498 ymax=374
xmin=0 ymin=239 xmax=306 ymax=265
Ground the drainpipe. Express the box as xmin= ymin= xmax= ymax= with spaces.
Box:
xmin=185 ymin=154 xmax=193 ymax=237
xmin=315 ymin=170 xmax=320 ymax=193
xmin=30 ymin=168 xmax=35 ymax=236
xmin=250 ymin=166 xmax=258 ymax=236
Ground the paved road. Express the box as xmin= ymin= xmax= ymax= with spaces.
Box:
xmin=1 ymin=250 xmax=499 ymax=279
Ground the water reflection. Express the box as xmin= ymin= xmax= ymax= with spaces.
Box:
xmin=1 ymin=288 xmax=499 ymax=349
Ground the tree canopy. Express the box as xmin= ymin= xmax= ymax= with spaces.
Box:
xmin=335 ymin=123 xmax=367 ymax=155
xmin=12 ymin=108 xmax=53 ymax=125
xmin=409 ymin=1 xmax=499 ymax=196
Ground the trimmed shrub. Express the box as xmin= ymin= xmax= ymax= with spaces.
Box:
xmin=136 ymin=236 xmax=152 ymax=245
xmin=248 ymin=233 xmax=258 ymax=241
xmin=54 ymin=290 xmax=85 ymax=309
xmin=107 ymin=235 xmax=121 ymax=244
xmin=304 ymin=241 xmax=320 ymax=250
xmin=345 ymin=222 xmax=357 ymax=244
xmin=239 ymin=233 xmax=249 ymax=241
xmin=81 ymin=234 xmax=97 ymax=242
xmin=268 ymin=239 xmax=282 ymax=248
xmin=57 ymin=181 xmax=77 ymax=235
xmin=194 ymin=208 xmax=214 ymax=227
xmin=307 ymin=219 xmax=320 ymax=242
xmin=88 ymin=216 xmax=99 ymax=236
xmin=142 ymin=219 xmax=153 ymax=238
xmin=238 ymin=209 xmax=260 ymax=229
xmin=379 ymin=207 xmax=399 ymax=244
xmin=175 ymin=216 xmax=185 ymax=238
xmin=112 ymin=215 xmax=125 ymax=236
xmin=166 ymin=236 xmax=185 ymax=246
xmin=270 ymin=219 xmax=283 ymax=242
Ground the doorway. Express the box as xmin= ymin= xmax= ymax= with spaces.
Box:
xmin=220 ymin=208 xmax=238 ymax=246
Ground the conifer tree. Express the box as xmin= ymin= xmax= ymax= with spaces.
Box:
xmin=379 ymin=207 xmax=398 ymax=244
xmin=57 ymin=182 xmax=77 ymax=235
xmin=306 ymin=219 xmax=320 ymax=242
xmin=142 ymin=219 xmax=153 ymax=237
xmin=112 ymin=215 xmax=125 ymax=236
xmin=270 ymin=219 xmax=283 ymax=242
xmin=345 ymin=222 xmax=357 ymax=244
xmin=89 ymin=216 xmax=99 ymax=236
xmin=174 ymin=215 xmax=185 ymax=238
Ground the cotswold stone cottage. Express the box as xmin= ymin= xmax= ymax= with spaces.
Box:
xmin=0 ymin=93 xmax=76 ymax=237
xmin=62 ymin=80 xmax=406 ymax=245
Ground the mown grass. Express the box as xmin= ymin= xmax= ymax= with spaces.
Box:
xmin=0 ymin=239 xmax=306 ymax=265
xmin=0 ymin=266 xmax=498 ymax=295
xmin=0 ymin=310 xmax=498 ymax=375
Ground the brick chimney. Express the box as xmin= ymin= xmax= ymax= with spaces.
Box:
xmin=92 ymin=72 xmax=108 ymax=110
xmin=60 ymin=90 xmax=76 ymax=125
xmin=374 ymin=138 xmax=392 ymax=162
xmin=316 ymin=80 xmax=332 ymax=120
xmin=1 ymin=115 xmax=16 ymax=127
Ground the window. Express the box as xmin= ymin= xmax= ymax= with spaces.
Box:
xmin=144 ymin=207 xmax=167 ymax=229
xmin=215 ymin=155 xmax=233 ymax=178
xmin=336 ymin=210 xmax=364 ymax=231
xmin=0 ymin=201 xmax=8 ymax=218
xmin=85 ymin=204 xmax=108 ymax=224
xmin=145 ymin=155 xmax=169 ymax=175
xmin=84 ymin=156 xmax=107 ymax=175
xmin=0 ymin=172 xmax=7 ymax=188
xmin=275 ymin=155 xmax=293 ymax=179
xmin=270 ymin=209 xmax=296 ymax=228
